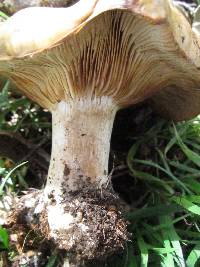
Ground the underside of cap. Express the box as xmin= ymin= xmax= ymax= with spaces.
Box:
xmin=0 ymin=0 xmax=200 ymax=121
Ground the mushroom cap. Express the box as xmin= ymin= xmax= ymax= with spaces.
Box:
xmin=0 ymin=0 xmax=200 ymax=121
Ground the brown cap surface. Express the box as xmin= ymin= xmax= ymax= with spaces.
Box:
xmin=0 ymin=0 xmax=200 ymax=120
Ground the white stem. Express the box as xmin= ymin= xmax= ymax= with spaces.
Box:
xmin=21 ymin=97 xmax=126 ymax=257
xmin=63 ymin=258 xmax=70 ymax=267
xmin=44 ymin=96 xmax=118 ymax=199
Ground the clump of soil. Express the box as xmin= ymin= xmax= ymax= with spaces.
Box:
xmin=8 ymin=188 xmax=128 ymax=266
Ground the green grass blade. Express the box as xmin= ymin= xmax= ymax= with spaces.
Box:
xmin=160 ymin=216 xmax=185 ymax=267
xmin=171 ymin=196 xmax=200 ymax=216
xmin=0 ymin=11 xmax=9 ymax=19
xmin=184 ymin=195 xmax=200 ymax=204
xmin=128 ymin=168 xmax=174 ymax=194
xmin=137 ymin=235 xmax=149 ymax=267
xmin=169 ymin=161 xmax=200 ymax=174
xmin=0 ymin=227 xmax=9 ymax=249
xmin=186 ymin=243 xmax=200 ymax=267
xmin=174 ymin=125 xmax=200 ymax=168
xmin=126 ymin=204 xmax=183 ymax=221
xmin=0 ymin=161 xmax=28 ymax=196
xmin=183 ymin=179 xmax=200 ymax=194
xmin=126 ymin=244 xmax=138 ymax=267
xmin=165 ymin=125 xmax=187 ymax=155
xmin=133 ymin=159 xmax=190 ymax=193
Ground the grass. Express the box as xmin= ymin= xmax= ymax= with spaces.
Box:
xmin=107 ymin=117 xmax=200 ymax=267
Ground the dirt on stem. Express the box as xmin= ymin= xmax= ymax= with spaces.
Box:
xmin=7 ymin=185 xmax=129 ymax=266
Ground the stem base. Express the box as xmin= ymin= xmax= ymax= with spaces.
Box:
xmin=10 ymin=189 xmax=128 ymax=264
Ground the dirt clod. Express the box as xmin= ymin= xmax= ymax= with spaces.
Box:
xmin=8 ymin=188 xmax=129 ymax=265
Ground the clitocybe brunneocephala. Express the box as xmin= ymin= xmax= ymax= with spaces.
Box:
xmin=1 ymin=0 xmax=200 ymax=263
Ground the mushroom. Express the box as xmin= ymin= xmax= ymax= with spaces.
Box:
xmin=1 ymin=0 xmax=200 ymax=263
xmin=0 ymin=0 xmax=76 ymax=15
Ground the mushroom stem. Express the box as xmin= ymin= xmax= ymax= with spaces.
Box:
xmin=44 ymin=96 xmax=118 ymax=200
xmin=63 ymin=258 xmax=70 ymax=267
xmin=13 ymin=96 xmax=128 ymax=259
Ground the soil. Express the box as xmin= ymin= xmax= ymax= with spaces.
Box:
xmin=8 ymin=187 xmax=128 ymax=266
